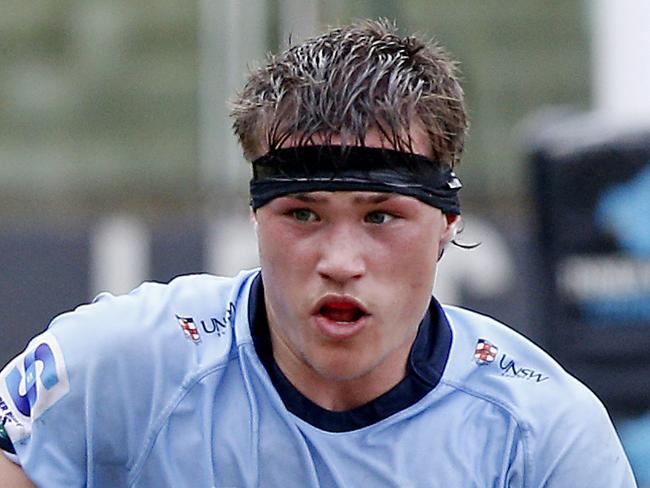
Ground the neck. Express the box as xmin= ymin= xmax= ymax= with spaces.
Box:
xmin=269 ymin=326 xmax=416 ymax=411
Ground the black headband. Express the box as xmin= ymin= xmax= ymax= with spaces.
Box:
xmin=249 ymin=145 xmax=462 ymax=214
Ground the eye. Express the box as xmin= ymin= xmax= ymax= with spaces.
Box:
xmin=290 ymin=208 xmax=320 ymax=222
xmin=364 ymin=211 xmax=395 ymax=224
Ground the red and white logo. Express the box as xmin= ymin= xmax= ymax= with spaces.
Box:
xmin=177 ymin=316 xmax=201 ymax=343
xmin=474 ymin=338 xmax=498 ymax=365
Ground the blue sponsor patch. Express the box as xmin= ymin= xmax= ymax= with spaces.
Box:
xmin=0 ymin=331 xmax=70 ymax=442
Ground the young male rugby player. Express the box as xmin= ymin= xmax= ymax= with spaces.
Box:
xmin=0 ymin=19 xmax=636 ymax=487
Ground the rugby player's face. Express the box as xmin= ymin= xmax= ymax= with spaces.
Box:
xmin=254 ymin=134 xmax=458 ymax=401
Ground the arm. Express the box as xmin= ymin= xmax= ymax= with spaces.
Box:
xmin=0 ymin=452 xmax=35 ymax=488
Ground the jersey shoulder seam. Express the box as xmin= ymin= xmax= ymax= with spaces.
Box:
xmin=440 ymin=378 xmax=531 ymax=486
xmin=127 ymin=350 xmax=240 ymax=486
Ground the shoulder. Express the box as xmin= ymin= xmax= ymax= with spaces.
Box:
xmin=0 ymin=269 xmax=260 ymax=484
xmin=0 ymin=270 xmax=258 ymax=444
xmin=70 ymin=272 xmax=244 ymax=329
xmin=49 ymin=270 xmax=255 ymax=360
xmin=46 ymin=270 xmax=261 ymax=391
xmin=439 ymin=305 xmax=635 ymax=485
xmin=440 ymin=305 xmax=603 ymax=422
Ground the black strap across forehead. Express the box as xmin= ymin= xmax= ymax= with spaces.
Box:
xmin=249 ymin=145 xmax=462 ymax=214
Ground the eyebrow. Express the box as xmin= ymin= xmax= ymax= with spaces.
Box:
xmin=288 ymin=193 xmax=395 ymax=204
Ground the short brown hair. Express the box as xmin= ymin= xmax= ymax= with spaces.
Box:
xmin=231 ymin=19 xmax=468 ymax=166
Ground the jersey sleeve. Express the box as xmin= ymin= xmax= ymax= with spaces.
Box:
xmin=0 ymin=273 xmax=242 ymax=487
xmin=0 ymin=326 xmax=85 ymax=485
xmin=522 ymin=381 xmax=638 ymax=487
xmin=0 ymin=286 xmax=176 ymax=487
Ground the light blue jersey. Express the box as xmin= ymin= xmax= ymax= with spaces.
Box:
xmin=0 ymin=269 xmax=637 ymax=487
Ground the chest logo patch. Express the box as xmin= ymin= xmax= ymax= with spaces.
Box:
xmin=174 ymin=303 xmax=236 ymax=344
xmin=474 ymin=338 xmax=499 ymax=365
xmin=176 ymin=315 xmax=202 ymax=343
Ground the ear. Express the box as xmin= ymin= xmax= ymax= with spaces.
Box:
xmin=439 ymin=213 xmax=461 ymax=248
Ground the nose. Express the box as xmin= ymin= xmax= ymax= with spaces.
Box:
xmin=316 ymin=224 xmax=366 ymax=285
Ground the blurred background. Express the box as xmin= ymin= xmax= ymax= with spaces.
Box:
xmin=0 ymin=0 xmax=648 ymax=481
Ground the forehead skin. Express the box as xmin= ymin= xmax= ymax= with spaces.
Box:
xmin=288 ymin=192 xmax=395 ymax=204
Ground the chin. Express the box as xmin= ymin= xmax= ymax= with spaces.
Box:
xmin=308 ymin=351 xmax=375 ymax=382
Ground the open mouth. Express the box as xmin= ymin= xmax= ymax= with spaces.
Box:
xmin=320 ymin=304 xmax=366 ymax=323
xmin=314 ymin=297 xmax=369 ymax=324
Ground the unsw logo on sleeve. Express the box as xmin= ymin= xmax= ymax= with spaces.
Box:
xmin=473 ymin=337 xmax=549 ymax=383
xmin=0 ymin=331 xmax=70 ymax=443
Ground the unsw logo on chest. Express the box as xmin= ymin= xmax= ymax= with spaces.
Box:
xmin=498 ymin=354 xmax=549 ymax=383
xmin=176 ymin=302 xmax=236 ymax=343
xmin=474 ymin=338 xmax=549 ymax=383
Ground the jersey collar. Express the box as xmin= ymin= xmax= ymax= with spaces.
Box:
xmin=248 ymin=272 xmax=453 ymax=432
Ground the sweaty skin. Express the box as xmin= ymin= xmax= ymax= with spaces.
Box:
xmin=254 ymin=130 xmax=459 ymax=411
